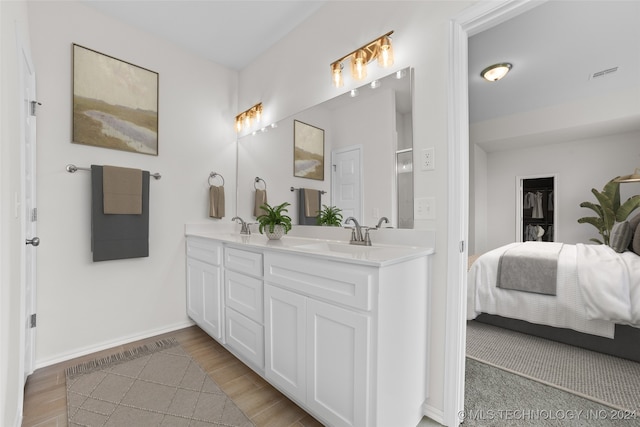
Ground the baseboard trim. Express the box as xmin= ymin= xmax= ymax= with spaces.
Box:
xmin=34 ymin=320 xmax=195 ymax=370
xmin=423 ymin=402 xmax=445 ymax=426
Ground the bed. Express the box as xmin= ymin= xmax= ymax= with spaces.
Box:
xmin=467 ymin=242 xmax=640 ymax=361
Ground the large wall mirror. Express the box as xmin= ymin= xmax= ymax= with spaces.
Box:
xmin=236 ymin=67 xmax=414 ymax=228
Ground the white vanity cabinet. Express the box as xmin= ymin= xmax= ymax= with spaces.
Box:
xmin=223 ymin=247 xmax=265 ymax=371
xmin=263 ymin=251 xmax=427 ymax=427
xmin=185 ymin=232 xmax=431 ymax=427
xmin=185 ymin=238 xmax=223 ymax=341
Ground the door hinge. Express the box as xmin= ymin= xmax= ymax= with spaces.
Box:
xmin=31 ymin=207 xmax=37 ymax=222
xmin=30 ymin=101 xmax=42 ymax=116
xmin=459 ymin=240 xmax=465 ymax=253
xmin=30 ymin=313 xmax=37 ymax=328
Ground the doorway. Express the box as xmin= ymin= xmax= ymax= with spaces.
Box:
xmin=331 ymin=145 xmax=363 ymax=223
xmin=516 ymin=175 xmax=557 ymax=243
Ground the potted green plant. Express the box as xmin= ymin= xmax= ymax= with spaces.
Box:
xmin=317 ymin=205 xmax=343 ymax=226
xmin=256 ymin=202 xmax=292 ymax=240
xmin=578 ymin=179 xmax=640 ymax=244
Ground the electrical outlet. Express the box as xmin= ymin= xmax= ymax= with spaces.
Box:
xmin=421 ymin=148 xmax=435 ymax=171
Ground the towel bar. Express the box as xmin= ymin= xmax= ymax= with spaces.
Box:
xmin=66 ymin=164 xmax=161 ymax=180
xmin=290 ymin=187 xmax=326 ymax=194
xmin=255 ymin=177 xmax=267 ymax=190
xmin=208 ymin=172 xmax=224 ymax=186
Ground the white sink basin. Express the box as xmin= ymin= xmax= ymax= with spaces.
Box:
xmin=294 ymin=242 xmax=381 ymax=254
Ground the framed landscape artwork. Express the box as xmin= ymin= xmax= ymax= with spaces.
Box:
xmin=293 ymin=120 xmax=324 ymax=180
xmin=72 ymin=44 xmax=159 ymax=156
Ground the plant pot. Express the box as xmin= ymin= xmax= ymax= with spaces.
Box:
xmin=265 ymin=224 xmax=286 ymax=240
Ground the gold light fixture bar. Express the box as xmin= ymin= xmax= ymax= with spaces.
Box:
xmin=614 ymin=167 xmax=640 ymax=183
xmin=330 ymin=31 xmax=394 ymax=88
xmin=235 ymin=102 xmax=263 ymax=133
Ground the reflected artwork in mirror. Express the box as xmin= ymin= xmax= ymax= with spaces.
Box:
xmin=237 ymin=67 xmax=413 ymax=229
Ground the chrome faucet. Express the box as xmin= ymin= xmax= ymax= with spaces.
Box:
xmin=376 ymin=217 xmax=390 ymax=229
xmin=344 ymin=217 xmax=372 ymax=246
xmin=231 ymin=216 xmax=251 ymax=235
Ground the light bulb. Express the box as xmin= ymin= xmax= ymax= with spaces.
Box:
xmin=351 ymin=50 xmax=367 ymax=80
xmin=377 ymin=36 xmax=394 ymax=67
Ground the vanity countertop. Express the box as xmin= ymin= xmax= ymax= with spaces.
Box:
xmin=186 ymin=224 xmax=434 ymax=267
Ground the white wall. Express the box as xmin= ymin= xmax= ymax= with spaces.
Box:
xmin=481 ymin=130 xmax=640 ymax=250
xmin=1 ymin=2 xmax=31 ymax=424
xmin=237 ymin=0 xmax=473 ymax=416
xmin=27 ymin=1 xmax=238 ymax=366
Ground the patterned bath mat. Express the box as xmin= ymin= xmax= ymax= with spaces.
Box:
xmin=66 ymin=338 xmax=254 ymax=426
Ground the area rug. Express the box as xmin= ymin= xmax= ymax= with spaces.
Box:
xmin=465 ymin=358 xmax=638 ymax=427
xmin=466 ymin=320 xmax=640 ymax=413
xmin=66 ymin=338 xmax=254 ymax=426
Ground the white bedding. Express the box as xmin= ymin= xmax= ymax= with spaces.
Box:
xmin=576 ymin=243 xmax=640 ymax=325
xmin=467 ymin=243 xmax=616 ymax=338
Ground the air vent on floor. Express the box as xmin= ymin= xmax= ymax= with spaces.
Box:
xmin=590 ymin=66 xmax=618 ymax=80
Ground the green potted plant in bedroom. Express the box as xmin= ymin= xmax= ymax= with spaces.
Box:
xmin=257 ymin=202 xmax=292 ymax=240
xmin=316 ymin=204 xmax=343 ymax=226
xmin=578 ymin=178 xmax=640 ymax=245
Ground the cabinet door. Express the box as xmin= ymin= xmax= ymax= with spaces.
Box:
xmin=186 ymin=258 xmax=223 ymax=341
xmin=186 ymin=258 xmax=205 ymax=324
xmin=306 ymin=299 xmax=369 ymax=427
xmin=264 ymin=284 xmax=306 ymax=400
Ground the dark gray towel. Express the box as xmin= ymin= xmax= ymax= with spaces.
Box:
xmin=497 ymin=242 xmax=563 ymax=295
xmin=91 ymin=165 xmax=149 ymax=262
xmin=298 ymin=189 xmax=321 ymax=225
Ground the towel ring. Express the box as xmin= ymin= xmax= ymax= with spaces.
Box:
xmin=254 ymin=177 xmax=266 ymax=190
xmin=208 ymin=172 xmax=224 ymax=186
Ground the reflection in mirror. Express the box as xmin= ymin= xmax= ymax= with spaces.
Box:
xmin=237 ymin=67 xmax=413 ymax=229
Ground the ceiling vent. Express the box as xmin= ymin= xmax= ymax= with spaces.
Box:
xmin=590 ymin=66 xmax=618 ymax=80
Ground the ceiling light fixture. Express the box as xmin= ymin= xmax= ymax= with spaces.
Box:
xmin=614 ymin=168 xmax=640 ymax=183
xmin=330 ymin=31 xmax=394 ymax=88
xmin=235 ymin=102 xmax=262 ymax=133
xmin=481 ymin=62 xmax=512 ymax=82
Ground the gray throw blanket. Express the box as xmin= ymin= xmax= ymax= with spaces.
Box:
xmin=497 ymin=242 xmax=563 ymax=295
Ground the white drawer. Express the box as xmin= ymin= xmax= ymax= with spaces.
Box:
xmin=225 ymin=270 xmax=263 ymax=324
xmin=224 ymin=247 xmax=263 ymax=277
xmin=225 ymin=308 xmax=264 ymax=370
xmin=186 ymin=237 xmax=222 ymax=265
xmin=264 ymin=252 xmax=376 ymax=311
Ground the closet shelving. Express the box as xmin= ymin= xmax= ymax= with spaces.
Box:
xmin=522 ymin=177 xmax=554 ymax=242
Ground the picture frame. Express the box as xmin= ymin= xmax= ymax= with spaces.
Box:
xmin=72 ymin=44 xmax=159 ymax=156
xmin=293 ymin=120 xmax=324 ymax=180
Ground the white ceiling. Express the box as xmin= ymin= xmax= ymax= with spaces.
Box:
xmin=469 ymin=1 xmax=640 ymax=124
xmin=82 ymin=0 xmax=326 ymax=70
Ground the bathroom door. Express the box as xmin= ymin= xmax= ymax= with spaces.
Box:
xmin=20 ymin=37 xmax=38 ymax=381
xmin=331 ymin=145 xmax=362 ymax=223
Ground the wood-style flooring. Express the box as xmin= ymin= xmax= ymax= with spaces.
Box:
xmin=21 ymin=325 xmax=324 ymax=427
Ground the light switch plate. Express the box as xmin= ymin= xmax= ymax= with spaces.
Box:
xmin=415 ymin=197 xmax=435 ymax=220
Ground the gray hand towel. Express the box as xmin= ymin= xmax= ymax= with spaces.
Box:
xmin=209 ymin=185 xmax=225 ymax=219
xmin=254 ymin=189 xmax=267 ymax=217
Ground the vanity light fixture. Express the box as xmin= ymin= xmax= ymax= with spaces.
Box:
xmin=350 ymin=89 xmax=359 ymax=97
xmin=370 ymin=80 xmax=381 ymax=89
xmin=481 ymin=62 xmax=512 ymax=82
xmin=614 ymin=167 xmax=640 ymax=183
xmin=330 ymin=31 xmax=394 ymax=88
xmin=235 ymin=102 xmax=263 ymax=133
